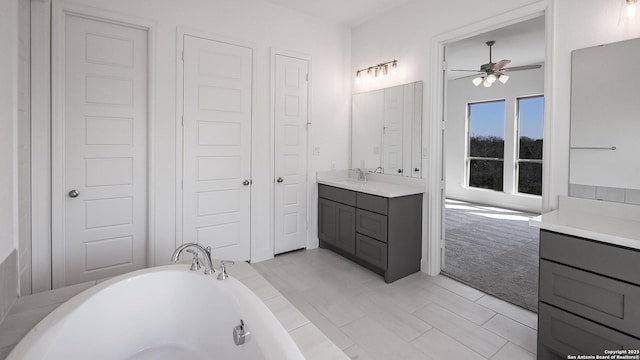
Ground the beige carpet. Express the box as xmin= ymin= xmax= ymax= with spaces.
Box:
xmin=443 ymin=199 xmax=539 ymax=312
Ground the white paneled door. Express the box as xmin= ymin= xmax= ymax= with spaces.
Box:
xmin=182 ymin=35 xmax=252 ymax=261
xmin=56 ymin=14 xmax=148 ymax=287
xmin=274 ymin=55 xmax=309 ymax=254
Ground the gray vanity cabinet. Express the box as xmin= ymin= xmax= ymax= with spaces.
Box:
xmin=318 ymin=184 xmax=422 ymax=283
xmin=537 ymin=230 xmax=640 ymax=359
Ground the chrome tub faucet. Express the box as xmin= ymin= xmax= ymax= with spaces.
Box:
xmin=171 ymin=243 xmax=215 ymax=275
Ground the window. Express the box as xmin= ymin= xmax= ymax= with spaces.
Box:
xmin=467 ymin=100 xmax=505 ymax=191
xmin=516 ymin=96 xmax=544 ymax=195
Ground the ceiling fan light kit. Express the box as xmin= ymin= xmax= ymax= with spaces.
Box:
xmin=452 ymin=40 xmax=541 ymax=88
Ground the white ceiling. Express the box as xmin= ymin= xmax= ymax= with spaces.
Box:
xmin=447 ymin=16 xmax=545 ymax=80
xmin=262 ymin=0 xmax=412 ymax=27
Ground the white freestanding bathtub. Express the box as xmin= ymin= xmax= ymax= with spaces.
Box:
xmin=7 ymin=265 xmax=305 ymax=360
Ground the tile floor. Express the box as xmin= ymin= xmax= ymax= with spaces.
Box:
xmin=253 ymin=248 xmax=538 ymax=360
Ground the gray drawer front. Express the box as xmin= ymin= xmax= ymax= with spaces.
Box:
xmin=538 ymin=303 xmax=640 ymax=357
xmin=357 ymin=192 xmax=388 ymax=215
xmin=356 ymin=209 xmax=387 ymax=242
xmin=356 ymin=234 xmax=387 ymax=270
xmin=540 ymin=230 xmax=640 ymax=286
xmin=318 ymin=184 xmax=356 ymax=207
xmin=540 ymin=260 xmax=640 ymax=337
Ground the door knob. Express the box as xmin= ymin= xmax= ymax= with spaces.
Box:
xmin=68 ymin=189 xmax=80 ymax=198
xmin=276 ymin=177 xmax=284 ymax=183
xmin=397 ymin=169 xmax=403 ymax=174
xmin=242 ymin=179 xmax=251 ymax=186
xmin=414 ymin=168 xmax=420 ymax=172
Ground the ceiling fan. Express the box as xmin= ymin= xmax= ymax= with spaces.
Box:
xmin=451 ymin=40 xmax=542 ymax=87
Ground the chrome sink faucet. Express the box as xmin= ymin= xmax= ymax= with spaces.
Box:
xmin=353 ymin=168 xmax=367 ymax=182
xmin=171 ymin=243 xmax=215 ymax=275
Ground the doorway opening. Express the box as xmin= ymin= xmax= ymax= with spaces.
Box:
xmin=441 ymin=16 xmax=545 ymax=312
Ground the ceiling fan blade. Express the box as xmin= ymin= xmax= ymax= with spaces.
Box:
xmin=501 ymin=64 xmax=542 ymax=72
xmin=492 ymin=59 xmax=511 ymax=70
xmin=449 ymin=69 xmax=483 ymax=72
xmin=454 ymin=73 xmax=484 ymax=80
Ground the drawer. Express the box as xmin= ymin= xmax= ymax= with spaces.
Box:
xmin=540 ymin=230 xmax=640 ymax=286
xmin=356 ymin=234 xmax=387 ymax=270
xmin=357 ymin=192 xmax=388 ymax=215
xmin=538 ymin=302 xmax=640 ymax=358
xmin=356 ymin=209 xmax=387 ymax=242
xmin=540 ymin=259 xmax=640 ymax=338
xmin=318 ymin=184 xmax=356 ymax=206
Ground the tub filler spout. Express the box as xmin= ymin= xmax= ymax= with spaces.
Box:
xmin=171 ymin=243 xmax=215 ymax=275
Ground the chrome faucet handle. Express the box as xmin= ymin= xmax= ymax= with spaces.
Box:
xmin=217 ymin=260 xmax=234 ymax=280
xmin=353 ymin=168 xmax=364 ymax=180
xmin=186 ymin=249 xmax=201 ymax=271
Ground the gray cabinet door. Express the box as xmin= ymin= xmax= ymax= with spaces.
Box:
xmin=318 ymin=198 xmax=336 ymax=246
xmin=335 ymin=203 xmax=356 ymax=255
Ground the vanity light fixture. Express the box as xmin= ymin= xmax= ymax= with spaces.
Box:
xmin=355 ymin=60 xmax=398 ymax=85
xmin=627 ymin=0 xmax=638 ymax=20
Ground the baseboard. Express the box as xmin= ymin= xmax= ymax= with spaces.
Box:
xmin=421 ymin=258 xmax=440 ymax=276
xmin=0 ymin=249 xmax=18 ymax=324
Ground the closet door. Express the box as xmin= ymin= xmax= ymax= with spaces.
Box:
xmin=274 ymin=54 xmax=309 ymax=254
xmin=182 ymin=35 xmax=252 ymax=261
xmin=54 ymin=14 xmax=149 ymax=287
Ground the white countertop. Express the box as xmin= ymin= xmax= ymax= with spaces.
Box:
xmin=530 ymin=196 xmax=640 ymax=250
xmin=316 ymin=170 xmax=425 ymax=198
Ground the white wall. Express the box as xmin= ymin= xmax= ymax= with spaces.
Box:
xmin=446 ymin=68 xmax=544 ymax=213
xmin=39 ymin=0 xmax=351 ymax=269
xmin=551 ymin=0 xmax=640 ymax=206
xmin=0 ymin=0 xmax=19 ymax=318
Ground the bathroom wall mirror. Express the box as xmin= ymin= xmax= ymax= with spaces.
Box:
xmin=351 ymin=81 xmax=423 ymax=178
xmin=570 ymin=37 xmax=640 ymax=191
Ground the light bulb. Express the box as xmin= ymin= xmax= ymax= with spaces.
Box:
xmin=472 ymin=77 xmax=483 ymax=86
xmin=355 ymin=71 xmax=361 ymax=84
xmin=483 ymin=79 xmax=492 ymax=87
xmin=628 ymin=0 xmax=637 ymax=19
xmin=367 ymin=68 xmax=373 ymax=82
xmin=486 ymin=74 xmax=497 ymax=84
xmin=498 ymin=74 xmax=509 ymax=84
xmin=391 ymin=61 xmax=398 ymax=76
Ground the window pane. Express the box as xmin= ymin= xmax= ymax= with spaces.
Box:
xmin=518 ymin=162 xmax=542 ymax=195
xmin=518 ymin=96 xmax=544 ymax=160
xmin=469 ymin=159 xmax=503 ymax=191
xmin=469 ymin=101 xmax=505 ymax=158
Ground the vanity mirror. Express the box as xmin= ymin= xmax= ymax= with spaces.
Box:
xmin=570 ymin=37 xmax=640 ymax=192
xmin=351 ymin=81 xmax=423 ymax=178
